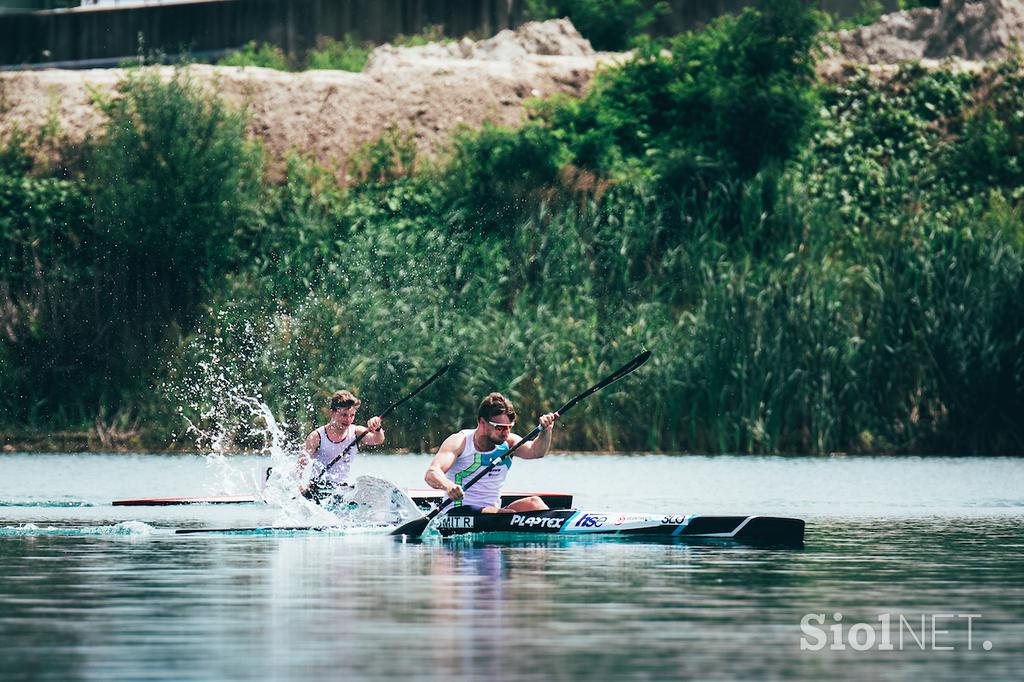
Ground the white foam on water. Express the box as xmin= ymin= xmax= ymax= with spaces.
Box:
xmin=0 ymin=521 xmax=160 ymax=537
xmin=108 ymin=520 xmax=158 ymax=536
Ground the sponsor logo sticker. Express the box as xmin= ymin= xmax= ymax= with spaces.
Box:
xmin=510 ymin=514 xmax=564 ymax=529
xmin=572 ymin=514 xmax=607 ymax=529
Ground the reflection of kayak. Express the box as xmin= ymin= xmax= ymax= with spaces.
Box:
xmin=113 ymin=490 xmax=574 ymax=510
xmin=435 ymin=510 xmax=805 ymax=546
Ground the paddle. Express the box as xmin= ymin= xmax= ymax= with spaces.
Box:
xmin=390 ymin=349 xmax=652 ymax=537
xmin=305 ymin=363 xmax=451 ymax=500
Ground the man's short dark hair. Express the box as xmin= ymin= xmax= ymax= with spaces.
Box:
xmin=477 ymin=392 xmax=516 ymax=422
xmin=329 ymin=390 xmax=360 ymax=411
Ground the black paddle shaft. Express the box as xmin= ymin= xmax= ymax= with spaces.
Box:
xmin=312 ymin=363 xmax=451 ymax=484
xmin=401 ymin=349 xmax=652 ymax=530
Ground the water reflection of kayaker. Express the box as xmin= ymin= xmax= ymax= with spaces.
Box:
xmin=424 ymin=392 xmax=558 ymax=512
xmin=299 ymin=390 xmax=384 ymax=494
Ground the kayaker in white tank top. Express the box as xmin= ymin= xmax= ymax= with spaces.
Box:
xmin=299 ymin=389 xmax=384 ymax=494
xmin=443 ymin=428 xmax=512 ymax=508
xmin=311 ymin=423 xmax=359 ymax=486
xmin=425 ymin=392 xmax=559 ymax=513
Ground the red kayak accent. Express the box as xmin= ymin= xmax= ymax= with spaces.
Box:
xmin=112 ymin=495 xmax=259 ymax=506
xmin=112 ymin=491 xmax=574 ymax=509
xmin=406 ymin=489 xmax=574 ymax=510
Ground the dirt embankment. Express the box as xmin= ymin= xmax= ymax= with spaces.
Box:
xmin=0 ymin=19 xmax=615 ymax=178
xmin=2 ymin=5 xmax=1022 ymax=177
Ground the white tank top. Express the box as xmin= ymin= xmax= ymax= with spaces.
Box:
xmin=313 ymin=424 xmax=358 ymax=486
xmin=445 ymin=428 xmax=512 ymax=508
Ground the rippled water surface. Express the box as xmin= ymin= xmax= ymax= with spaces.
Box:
xmin=1 ymin=453 xmax=1022 ymax=681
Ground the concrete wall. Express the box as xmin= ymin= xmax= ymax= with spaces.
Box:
xmin=1 ymin=0 xmax=903 ymax=68
xmin=653 ymin=1 xmax=901 ymax=36
xmin=1 ymin=0 xmax=524 ymax=66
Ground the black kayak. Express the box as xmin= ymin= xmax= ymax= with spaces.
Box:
xmin=434 ymin=509 xmax=805 ymax=546
xmin=173 ymin=510 xmax=804 ymax=545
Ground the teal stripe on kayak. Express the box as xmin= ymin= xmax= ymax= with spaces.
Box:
xmin=559 ymin=511 xmax=581 ymax=533
xmin=672 ymin=515 xmax=696 ymax=536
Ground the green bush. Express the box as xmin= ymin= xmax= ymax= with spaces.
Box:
xmin=940 ymin=60 xmax=1024 ymax=200
xmin=218 ymin=41 xmax=292 ymax=70
xmin=524 ymin=0 xmax=668 ymax=51
xmin=391 ymin=25 xmax=448 ymax=48
xmin=74 ymin=69 xmax=261 ymax=423
xmin=306 ymin=35 xmax=373 ymax=72
xmin=215 ymin=29 xmax=448 ymax=73
xmin=439 ymin=122 xmax=570 ymax=232
xmin=797 ymin=64 xmax=978 ymax=231
xmin=0 ymin=151 xmax=94 ymax=425
xmin=536 ymin=1 xmax=820 ymax=181
xmin=348 ymin=127 xmax=421 ymax=185
xmin=240 ymin=154 xmax=346 ymax=305
xmin=0 ymin=128 xmax=33 ymax=176
xmin=89 ymin=70 xmax=263 ymax=282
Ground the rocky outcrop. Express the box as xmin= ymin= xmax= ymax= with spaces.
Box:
xmin=834 ymin=0 xmax=1024 ymax=63
xmin=364 ymin=18 xmax=596 ymax=73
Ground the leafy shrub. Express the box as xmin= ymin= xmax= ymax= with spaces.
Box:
xmin=0 ymin=128 xmax=33 ymax=176
xmin=348 ymin=127 xmax=420 ymax=185
xmin=242 ymin=153 xmax=346 ymax=304
xmin=79 ymin=69 xmax=263 ymax=419
xmin=524 ymin=0 xmax=668 ymax=51
xmin=797 ymin=64 xmax=978 ymax=231
xmin=89 ymin=70 xmax=263 ymax=282
xmin=536 ymin=1 xmax=820 ymax=181
xmin=218 ymin=41 xmax=292 ymax=70
xmin=0 ymin=154 xmax=94 ymax=425
xmin=440 ymin=122 xmax=570 ymax=232
xmin=306 ymin=35 xmax=373 ymax=72
xmin=940 ymin=60 xmax=1024 ymax=200
xmin=391 ymin=25 xmax=448 ymax=48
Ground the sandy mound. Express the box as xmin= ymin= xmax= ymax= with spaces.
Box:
xmin=827 ymin=0 xmax=1024 ymax=67
xmin=364 ymin=17 xmax=595 ymax=71
xmin=0 ymin=19 xmax=615 ymax=180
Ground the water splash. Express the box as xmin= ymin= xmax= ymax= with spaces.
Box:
xmin=332 ymin=475 xmax=425 ymax=527
xmin=166 ymin=313 xmax=424 ymax=532
xmin=0 ymin=521 xmax=159 ymax=537
xmin=170 ymin=314 xmax=314 ymax=520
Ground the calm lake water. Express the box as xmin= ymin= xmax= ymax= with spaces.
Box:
xmin=1 ymin=452 xmax=1022 ymax=681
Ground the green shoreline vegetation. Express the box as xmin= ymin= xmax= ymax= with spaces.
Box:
xmin=2 ymin=1 xmax=1022 ymax=455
